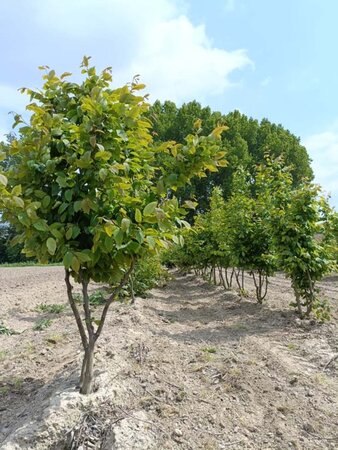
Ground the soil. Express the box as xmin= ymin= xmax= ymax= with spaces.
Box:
xmin=0 ymin=266 xmax=337 ymax=449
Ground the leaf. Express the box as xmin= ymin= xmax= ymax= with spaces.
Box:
xmin=146 ymin=236 xmax=156 ymax=249
xmin=71 ymin=255 xmax=80 ymax=272
xmin=63 ymin=251 xmax=73 ymax=269
xmin=104 ymin=223 xmax=115 ymax=237
xmin=113 ymin=228 xmax=124 ymax=246
xmin=42 ymin=195 xmax=51 ymax=208
xmin=18 ymin=213 xmax=30 ymax=227
xmin=33 ymin=220 xmax=49 ymax=232
xmin=66 ymin=227 xmax=73 ymax=240
xmin=12 ymin=184 xmax=21 ymax=196
xmin=46 ymin=237 xmax=56 ymax=255
xmin=184 ymin=200 xmax=197 ymax=209
xmin=95 ymin=150 xmax=111 ymax=161
xmin=13 ymin=196 xmax=24 ymax=208
xmin=135 ymin=229 xmax=144 ymax=244
xmin=65 ymin=190 xmax=73 ymax=202
xmin=81 ymin=198 xmax=92 ymax=214
xmin=135 ymin=208 xmax=142 ymax=223
xmin=76 ymin=251 xmax=92 ymax=263
xmin=50 ymin=228 xmax=62 ymax=239
xmin=89 ymin=136 xmax=96 ymax=147
xmin=121 ymin=218 xmax=131 ymax=232
xmin=143 ymin=201 xmax=157 ymax=216
xmin=74 ymin=200 xmax=82 ymax=212
xmin=194 ymin=119 xmax=202 ymax=130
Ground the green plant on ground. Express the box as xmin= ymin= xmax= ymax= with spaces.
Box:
xmin=202 ymin=347 xmax=217 ymax=354
xmin=0 ymin=323 xmax=17 ymax=335
xmin=0 ymin=350 xmax=8 ymax=360
xmin=35 ymin=303 xmax=66 ymax=314
xmin=89 ymin=290 xmax=106 ymax=306
xmin=33 ymin=318 xmax=53 ymax=331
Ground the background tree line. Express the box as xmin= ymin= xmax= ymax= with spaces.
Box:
xmin=147 ymin=100 xmax=313 ymax=213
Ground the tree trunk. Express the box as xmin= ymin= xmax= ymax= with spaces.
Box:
xmin=80 ymin=341 xmax=95 ymax=394
xmin=130 ymin=274 xmax=136 ymax=305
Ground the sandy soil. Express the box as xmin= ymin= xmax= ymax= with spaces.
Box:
xmin=0 ymin=266 xmax=337 ymax=449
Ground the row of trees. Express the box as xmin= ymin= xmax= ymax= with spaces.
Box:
xmin=166 ymin=157 xmax=337 ymax=320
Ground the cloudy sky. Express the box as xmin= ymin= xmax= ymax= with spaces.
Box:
xmin=0 ymin=0 xmax=337 ymax=207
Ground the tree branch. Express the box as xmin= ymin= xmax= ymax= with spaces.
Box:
xmin=94 ymin=260 xmax=135 ymax=341
xmin=65 ymin=269 xmax=88 ymax=349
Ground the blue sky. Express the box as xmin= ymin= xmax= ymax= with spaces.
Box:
xmin=0 ymin=0 xmax=337 ymax=207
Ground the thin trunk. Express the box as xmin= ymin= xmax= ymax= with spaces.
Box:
xmin=130 ymin=273 xmax=136 ymax=305
xmin=234 ymin=268 xmax=242 ymax=290
xmin=80 ymin=341 xmax=95 ymax=395
xmin=293 ymin=285 xmax=303 ymax=318
xmin=219 ymin=267 xmax=226 ymax=288
xmin=65 ymin=270 xmax=88 ymax=349
xmin=229 ymin=268 xmax=235 ymax=288
xmin=261 ymin=274 xmax=269 ymax=301
xmin=306 ymin=271 xmax=315 ymax=316
xmin=65 ymin=262 xmax=134 ymax=395
xmin=213 ymin=265 xmax=217 ymax=285
xmin=241 ymin=269 xmax=245 ymax=290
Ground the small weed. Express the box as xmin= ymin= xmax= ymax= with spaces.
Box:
xmin=89 ymin=291 xmax=106 ymax=306
xmin=12 ymin=377 xmax=23 ymax=390
xmin=232 ymin=323 xmax=249 ymax=331
xmin=46 ymin=333 xmax=65 ymax=345
xmin=202 ymin=347 xmax=217 ymax=354
xmin=0 ymin=386 xmax=9 ymax=396
xmin=25 ymin=341 xmax=36 ymax=353
xmin=313 ymin=373 xmax=328 ymax=385
xmin=228 ymin=367 xmax=242 ymax=377
xmin=0 ymin=350 xmax=8 ymax=361
xmin=73 ymin=291 xmax=106 ymax=306
xmin=73 ymin=293 xmax=82 ymax=303
xmin=239 ymin=288 xmax=250 ymax=298
xmin=33 ymin=318 xmax=52 ymax=331
xmin=287 ymin=343 xmax=298 ymax=351
xmin=35 ymin=303 xmax=66 ymax=314
xmin=0 ymin=323 xmax=17 ymax=335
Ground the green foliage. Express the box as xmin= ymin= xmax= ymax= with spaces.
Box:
xmin=128 ymin=253 xmax=167 ymax=298
xmin=147 ymin=102 xmax=313 ymax=213
xmin=2 ymin=58 xmax=226 ymax=394
xmin=259 ymin=157 xmax=336 ymax=317
xmin=0 ymin=223 xmax=30 ymax=264
xmin=0 ymin=323 xmax=17 ymax=335
xmin=88 ymin=290 xmax=106 ymax=306
xmin=3 ymin=60 xmax=226 ymax=284
xmin=33 ymin=318 xmax=53 ymax=331
xmin=35 ymin=303 xmax=66 ymax=314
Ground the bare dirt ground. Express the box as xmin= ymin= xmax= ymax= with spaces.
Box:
xmin=0 ymin=266 xmax=337 ymax=449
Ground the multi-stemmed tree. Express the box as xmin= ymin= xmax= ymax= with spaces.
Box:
xmin=3 ymin=58 xmax=226 ymax=393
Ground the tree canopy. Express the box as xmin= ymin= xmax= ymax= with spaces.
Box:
xmin=147 ymin=101 xmax=313 ymax=213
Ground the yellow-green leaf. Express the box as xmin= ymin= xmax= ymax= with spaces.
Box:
xmin=135 ymin=209 xmax=142 ymax=223
xmin=46 ymin=237 xmax=56 ymax=255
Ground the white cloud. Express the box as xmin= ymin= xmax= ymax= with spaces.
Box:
xmin=303 ymin=124 xmax=338 ymax=208
xmin=32 ymin=0 xmax=251 ymax=104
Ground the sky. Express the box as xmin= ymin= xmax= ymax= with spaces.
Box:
xmin=0 ymin=0 xmax=337 ymax=208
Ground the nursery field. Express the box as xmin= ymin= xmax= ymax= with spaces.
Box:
xmin=0 ymin=266 xmax=338 ymax=449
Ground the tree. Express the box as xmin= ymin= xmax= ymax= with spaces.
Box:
xmin=3 ymin=58 xmax=226 ymax=394
xmin=147 ymin=102 xmax=313 ymax=214
xmin=261 ymin=158 xmax=335 ymax=319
